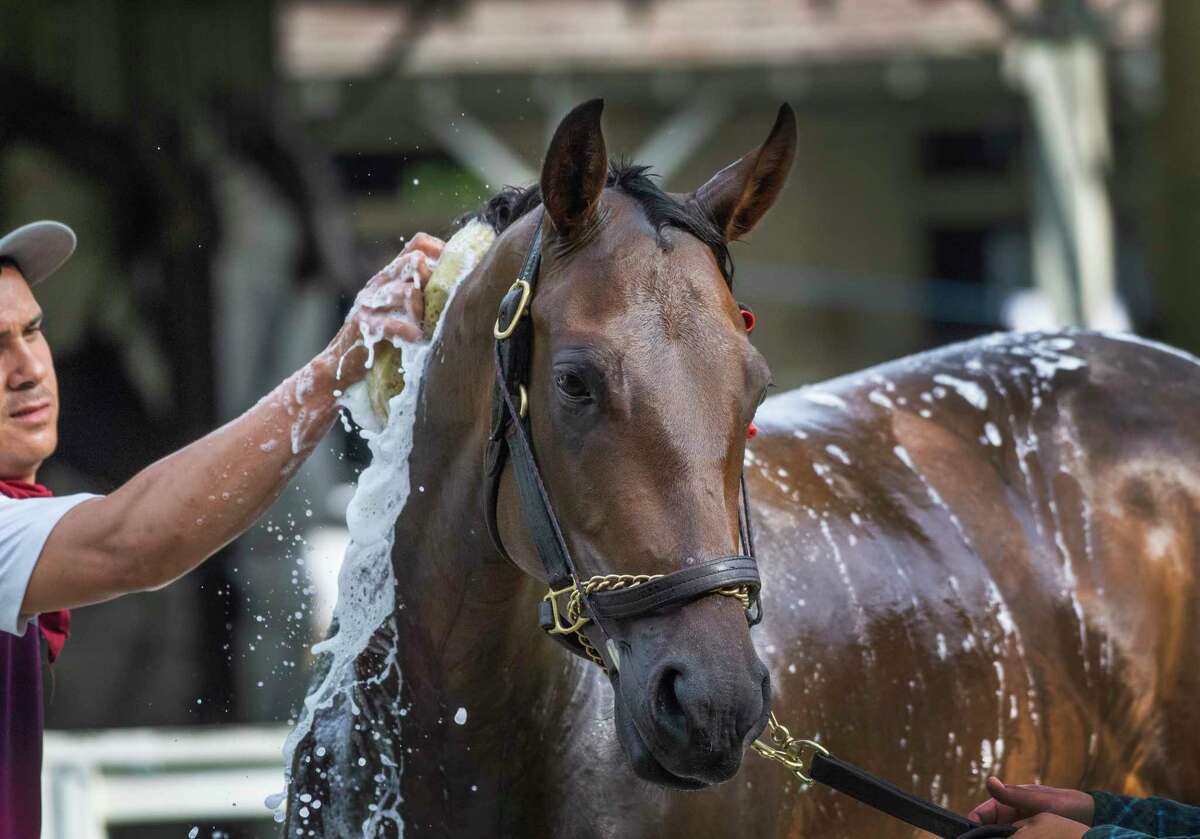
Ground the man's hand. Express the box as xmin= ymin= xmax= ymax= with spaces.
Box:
xmin=325 ymin=233 xmax=445 ymax=386
xmin=969 ymin=777 xmax=1095 ymax=827
xmin=1011 ymin=813 xmax=1089 ymax=838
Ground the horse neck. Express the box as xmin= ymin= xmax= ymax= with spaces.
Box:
xmin=386 ymin=224 xmax=586 ymax=774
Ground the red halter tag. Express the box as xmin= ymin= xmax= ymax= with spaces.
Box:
xmin=742 ymin=305 xmax=758 ymax=440
xmin=740 ymin=307 xmax=756 ymax=333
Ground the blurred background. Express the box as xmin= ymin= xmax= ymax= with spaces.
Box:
xmin=2 ymin=0 xmax=1196 ymax=835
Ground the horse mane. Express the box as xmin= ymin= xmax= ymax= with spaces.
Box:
xmin=460 ymin=162 xmax=734 ymax=284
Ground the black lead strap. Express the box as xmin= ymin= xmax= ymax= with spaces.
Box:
xmin=808 ymin=752 xmax=1016 ymax=838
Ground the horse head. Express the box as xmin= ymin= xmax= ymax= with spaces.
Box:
xmin=472 ymin=99 xmax=797 ymax=789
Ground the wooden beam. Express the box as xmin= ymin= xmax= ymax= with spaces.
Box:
xmin=632 ymin=91 xmax=732 ymax=185
xmin=416 ymin=84 xmax=536 ymax=187
xmin=1159 ymin=0 xmax=1200 ymax=353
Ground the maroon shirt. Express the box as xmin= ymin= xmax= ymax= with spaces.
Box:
xmin=0 ymin=621 xmax=44 ymax=838
xmin=0 ymin=481 xmax=71 ymax=839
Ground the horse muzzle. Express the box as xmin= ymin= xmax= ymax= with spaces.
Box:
xmin=605 ymin=597 xmax=771 ymax=788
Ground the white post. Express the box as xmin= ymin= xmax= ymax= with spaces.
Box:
xmin=1007 ymin=35 xmax=1129 ymax=330
xmin=44 ymin=762 xmax=107 ymax=839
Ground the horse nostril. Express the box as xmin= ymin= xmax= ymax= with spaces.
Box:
xmin=654 ymin=666 xmax=687 ymax=731
xmin=649 ymin=660 xmax=768 ymax=752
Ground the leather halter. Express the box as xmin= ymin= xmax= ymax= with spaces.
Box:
xmin=483 ymin=211 xmax=763 ymax=670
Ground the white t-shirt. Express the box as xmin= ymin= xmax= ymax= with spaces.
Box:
xmin=0 ymin=493 xmax=98 ymax=636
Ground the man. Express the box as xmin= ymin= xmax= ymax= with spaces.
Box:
xmin=0 ymin=220 xmax=442 ymax=836
xmin=968 ymin=776 xmax=1200 ymax=838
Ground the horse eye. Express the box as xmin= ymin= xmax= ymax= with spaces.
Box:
xmin=555 ymin=371 xmax=592 ymax=403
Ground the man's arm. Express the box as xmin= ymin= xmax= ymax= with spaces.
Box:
xmin=967 ymin=778 xmax=1200 ymax=838
xmin=20 ymin=234 xmax=442 ymax=615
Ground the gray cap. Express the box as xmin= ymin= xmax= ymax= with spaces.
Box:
xmin=0 ymin=221 xmax=77 ymax=285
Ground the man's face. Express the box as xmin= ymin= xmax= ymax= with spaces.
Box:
xmin=0 ymin=264 xmax=58 ymax=482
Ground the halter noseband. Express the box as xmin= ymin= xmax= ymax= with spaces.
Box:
xmin=483 ymin=211 xmax=763 ymax=672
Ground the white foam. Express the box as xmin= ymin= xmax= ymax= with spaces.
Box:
xmin=802 ymin=390 xmax=847 ymax=409
xmin=276 ymin=337 xmax=429 ymax=832
xmin=932 ymin=374 xmax=988 ymax=411
xmin=277 ymin=225 xmax=485 ymax=832
xmin=1030 ymin=354 xmax=1085 ymax=379
xmin=984 ymin=422 xmax=1002 ymax=447
xmin=868 ymin=390 xmax=895 ymax=410
xmin=825 ymin=444 xmax=852 ymax=465
xmin=339 ymin=376 xmax=383 ymax=436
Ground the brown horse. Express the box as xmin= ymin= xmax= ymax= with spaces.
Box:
xmin=286 ymin=101 xmax=1200 ymax=837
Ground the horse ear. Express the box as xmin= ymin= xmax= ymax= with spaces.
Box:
xmin=541 ymin=99 xmax=608 ymax=238
xmin=691 ymin=104 xmax=797 ymax=241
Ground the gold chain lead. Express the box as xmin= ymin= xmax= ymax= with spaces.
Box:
xmin=751 ymin=712 xmax=830 ymax=784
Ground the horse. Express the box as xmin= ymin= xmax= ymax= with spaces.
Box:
xmin=285 ymin=100 xmax=1200 ymax=837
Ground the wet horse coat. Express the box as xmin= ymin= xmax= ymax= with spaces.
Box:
xmin=286 ymin=115 xmax=1200 ymax=839
xmin=289 ymin=312 xmax=1200 ymax=837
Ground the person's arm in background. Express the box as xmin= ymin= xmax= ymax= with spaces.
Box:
xmin=20 ymin=234 xmax=444 ymax=615
xmin=967 ymin=777 xmax=1200 ymax=839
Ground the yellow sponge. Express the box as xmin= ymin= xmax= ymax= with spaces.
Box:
xmin=367 ymin=221 xmax=497 ymax=422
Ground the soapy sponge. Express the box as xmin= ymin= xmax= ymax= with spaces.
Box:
xmin=366 ymin=220 xmax=497 ymax=422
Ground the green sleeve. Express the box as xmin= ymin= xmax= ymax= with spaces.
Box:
xmin=1087 ymin=791 xmax=1200 ymax=836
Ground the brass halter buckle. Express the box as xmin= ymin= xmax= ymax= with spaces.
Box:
xmin=493 ymin=278 xmax=533 ymax=340
xmin=540 ymin=582 xmax=608 ymax=670
xmin=542 ymin=583 xmax=591 ymax=636
xmin=751 ymin=712 xmax=830 ymax=784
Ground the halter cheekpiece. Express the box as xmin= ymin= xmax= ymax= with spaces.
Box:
xmin=484 ymin=211 xmax=764 ymax=672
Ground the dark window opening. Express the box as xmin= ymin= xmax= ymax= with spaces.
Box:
xmin=920 ymin=128 xmax=1023 ymax=178
xmin=925 ymin=222 xmax=1028 ymax=346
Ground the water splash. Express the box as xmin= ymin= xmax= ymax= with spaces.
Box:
xmin=275 ymin=221 xmax=494 ymax=833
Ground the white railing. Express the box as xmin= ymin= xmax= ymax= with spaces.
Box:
xmin=41 ymin=725 xmax=289 ymax=839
